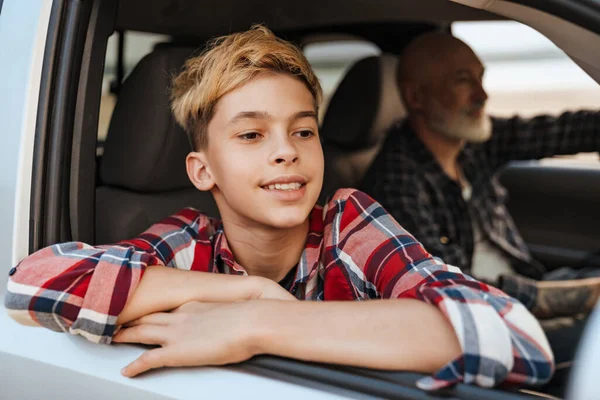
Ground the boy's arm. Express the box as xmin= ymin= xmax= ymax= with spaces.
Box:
xmin=114 ymin=298 xmax=460 ymax=378
xmin=115 ymin=190 xmax=554 ymax=389
xmin=326 ymin=190 xmax=554 ymax=389
xmin=115 ymin=265 xmax=292 ymax=325
xmin=4 ymin=208 xmax=291 ymax=343
xmin=251 ymin=299 xmax=460 ymax=372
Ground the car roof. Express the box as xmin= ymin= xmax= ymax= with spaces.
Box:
xmin=115 ymin=0 xmax=500 ymax=39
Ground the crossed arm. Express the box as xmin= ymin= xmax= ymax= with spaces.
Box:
xmin=114 ymin=264 xmax=460 ymax=379
xmin=115 ymin=293 xmax=461 ymax=379
xmin=5 ymin=199 xmax=554 ymax=389
xmin=4 ymin=244 xmax=461 ymax=380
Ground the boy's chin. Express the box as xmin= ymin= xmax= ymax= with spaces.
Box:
xmin=259 ymin=208 xmax=311 ymax=230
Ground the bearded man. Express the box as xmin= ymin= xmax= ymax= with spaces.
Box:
xmin=361 ymin=32 xmax=600 ymax=381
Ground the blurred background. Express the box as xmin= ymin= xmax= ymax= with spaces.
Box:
xmin=98 ymin=20 xmax=600 ymax=165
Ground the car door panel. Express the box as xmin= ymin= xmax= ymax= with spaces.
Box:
xmin=499 ymin=161 xmax=600 ymax=270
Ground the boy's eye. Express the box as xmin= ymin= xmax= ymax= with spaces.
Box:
xmin=238 ymin=132 xmax=261 ymax=140
xmin=294 ymin=130 xmax=314 ymax=138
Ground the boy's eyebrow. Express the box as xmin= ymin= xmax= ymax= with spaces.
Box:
xmin=228 ymin=110 xmax=318 ymax=125
xmin=229 ymin=111 xmax=271 ymax=125
xmin=292 ymin=110 xmax=318 ymax=122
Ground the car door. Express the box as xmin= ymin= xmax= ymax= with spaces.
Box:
xmin=500 ymin=161 xmax=600 ymax=270
xmin=2 ymin=0 xmax=597 ymax=399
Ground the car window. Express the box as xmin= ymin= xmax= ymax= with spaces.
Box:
xmin=98 ymin=31 xmax=169 ymax=143
xmin=303 ymin=39 xmax=381 ymax=121
xmin=453 ymin=20 xmax=600 ymax=167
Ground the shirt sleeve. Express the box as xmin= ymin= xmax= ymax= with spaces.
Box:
xmin=4 ymin=208 xmax=208 ymax=344
xmin=484 ymin=110 xmax=600 ymax=170
xmin=329 ymin=189 xmax=554 ymax=389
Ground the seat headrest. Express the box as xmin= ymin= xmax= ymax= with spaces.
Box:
xmin=100 ymin=46 xmax=200 ymax=192
xmin=320 ymin=54 xmax=405 ymax=150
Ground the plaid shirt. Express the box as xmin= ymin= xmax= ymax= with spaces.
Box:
xmin=362 ymin=111 xmax=600 ymax=308
xmin=5 ymin=189 xmax=553 ymax=389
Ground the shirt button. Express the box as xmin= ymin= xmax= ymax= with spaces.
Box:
xmin=8 ymin=267 xmax=17 ymax=276
xmin=440 ymin=236 xmax=450 ymax=245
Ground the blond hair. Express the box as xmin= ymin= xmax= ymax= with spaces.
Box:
xmin=171 ymin=25 xmax=323 ymax=150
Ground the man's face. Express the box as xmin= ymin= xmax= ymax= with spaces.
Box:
xmin=422 ymin=46 xmax=492 ymax=143
xmin=189 ymin=73 xmax=324 ymax=230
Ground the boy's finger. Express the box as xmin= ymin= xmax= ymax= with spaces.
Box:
xmin=122 ymin=348 xmax=169 ymax=377
xmin=112 ymin=325 xmax=168 ymax=345
xmin=125 ymin=312 xmax=173 ymax=327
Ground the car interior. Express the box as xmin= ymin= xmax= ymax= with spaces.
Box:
xmin=29 ymin=0 xmax=600 ymax=398
xmin=96 ymin=41 xmax=411 ymax=243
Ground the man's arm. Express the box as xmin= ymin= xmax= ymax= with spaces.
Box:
xmin=5 ymin=208 xmax=292 ymax=343
xmin=485 ymin=110 xmax=600 ymax=170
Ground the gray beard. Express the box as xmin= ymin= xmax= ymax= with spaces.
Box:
xmin=426 ymin=99 xmax=493 ymax=143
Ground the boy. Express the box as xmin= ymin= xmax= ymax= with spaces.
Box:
xmin=5 ymin=26 xmax=553 ymax=390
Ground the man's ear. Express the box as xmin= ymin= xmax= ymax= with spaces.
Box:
xmin=186 ymin=152 xmax=215 ymax=191
xmin=401 ymin=82 xmax=425 ymax=113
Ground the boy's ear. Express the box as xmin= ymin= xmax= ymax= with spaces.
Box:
xmin=186 ymin=152 xmax=215 ymax=191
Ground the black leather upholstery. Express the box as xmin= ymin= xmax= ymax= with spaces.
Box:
xmin=319 ymin=54 xmax=406 ymax=202
xmin=101 ymin=47 xmax=196 ymax=192
xmin=96 ymin=46 xmax=219 ymax=244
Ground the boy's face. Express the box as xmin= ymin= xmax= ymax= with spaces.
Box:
xmin=187 ymin=73 xmax=324 ymax=230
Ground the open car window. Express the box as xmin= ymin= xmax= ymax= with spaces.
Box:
xmin=454 ymin=20 xmax=600 ymax=167
xmin=2 ymin=0 xmax=600 ymax=399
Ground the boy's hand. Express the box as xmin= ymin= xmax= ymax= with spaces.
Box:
xmin=252 ymin=276 xmax=298 ymax=301
xmin=113 ymin=301 xmax=263 ymax=377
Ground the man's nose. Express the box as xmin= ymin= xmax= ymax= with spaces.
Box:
xmin=270 ymin=134 xmax=299 ymax=165
xmin=475 ymin=81 xmax=488 ymax=103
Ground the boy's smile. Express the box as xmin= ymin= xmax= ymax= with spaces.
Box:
xmin=260 ymin=174 xmax=308 ymax=202
xmin=187 ymin=72 xmax=324 ymax=231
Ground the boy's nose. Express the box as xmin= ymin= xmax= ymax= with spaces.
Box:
xmin=275 ymin=155 xmax=298 ymax=164
xmin=270 ymin=135 xmax=299 ymax=165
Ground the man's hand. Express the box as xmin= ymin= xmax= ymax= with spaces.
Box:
xmin=532 ymin=276 xmax=600 ymax=319
xmin=113 ymin=301 xmax=262 ymax=377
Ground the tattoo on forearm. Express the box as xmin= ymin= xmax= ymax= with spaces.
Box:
xmin=533 ymin=284 xmax=600 ymax=319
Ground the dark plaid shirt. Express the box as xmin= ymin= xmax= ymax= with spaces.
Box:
xmin=362 ymin=111 xmax=600 ymax=287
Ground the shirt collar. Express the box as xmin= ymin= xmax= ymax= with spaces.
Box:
xmin=294 ymin=205 xmax=325 ymax=284
xmin=211 ymin=204 xmax=326 ymax=282
xmin=399 ymin=120 xmax=478 ymax=186
xmin=397 ymin=121 xmax=440 ymax=171
xmin=398 ymin=121 xmax=454 ymax=187
xmin=212 ymin=229 xmax=246 ymax=275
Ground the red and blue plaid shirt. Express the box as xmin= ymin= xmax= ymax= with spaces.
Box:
xmin=5 ymin=189 xmax=553 ymax=390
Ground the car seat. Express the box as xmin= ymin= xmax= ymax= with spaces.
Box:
xmin=319 ymin=54 xmax=406 ymax=202
xmin=96 ymin=46 xmax=219 ymax=244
